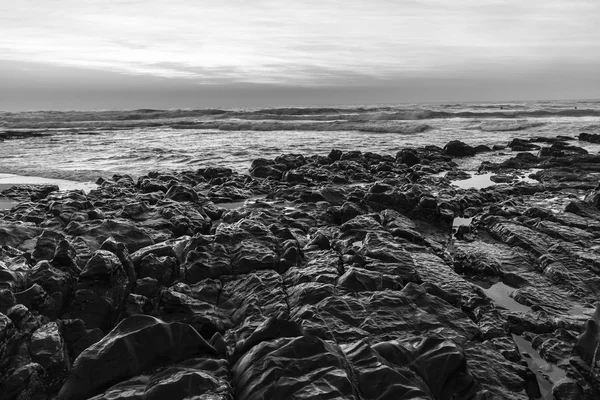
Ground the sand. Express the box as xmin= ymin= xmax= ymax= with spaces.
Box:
xmin=0 ymin=173 xmax=97 ymax=210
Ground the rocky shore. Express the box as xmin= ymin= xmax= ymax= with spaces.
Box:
xmin=1 ymin=135 xmax=600 ymax=399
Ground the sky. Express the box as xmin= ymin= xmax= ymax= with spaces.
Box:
xmin=1 ymin=0 xmax=599 ymax=111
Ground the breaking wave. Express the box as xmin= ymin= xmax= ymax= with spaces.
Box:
xmin=171 ymin=121 xmax=432 ymax=134
xmin=477 ymin=121 xmax=547 ymax=132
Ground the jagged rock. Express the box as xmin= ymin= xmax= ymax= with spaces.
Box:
xmin=88 ymin=357 xmax=232 ymax=399
xmin=552 ymin=378 xmax=586 ymax=400
xmin=59 ymin=319 xmax=104 ymax=360
xmin=0 ymin=222 xmax=42 ymax=249
xmin=65 ymin=219 xmax=154 ymax=252
xmin=67 ymin=250 xmax=129 ymax=332
xmin=30 ymin=322 xmax=71 ymax=390
xmin=397 ymin=148 xmax=421 ymax=167
xmin=164 ymin=183 xmax=199 ymax=202
xmin=232 ymin=335 xmax=358 ymax=399
xmin=0 ymin=362 xmax=46 ymax=400
xmin=138 ymin=253 xmax=177 ymax=286
xmin=574 ymin=305 xmax=600 ymax=364
xmin=57 ymin=315 xmax=220 ymax=400
xmin=293 ymin=283 xmax=479 ymax=345
xmin=156 ymin=287 xmax=231 ymax=338
xmin=374 ymin=336 xmax=479 ymax=399
xmin=32 ymin=229 xmax=66 ymax=261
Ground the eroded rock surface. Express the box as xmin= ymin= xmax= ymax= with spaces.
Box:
xmin=1 ymin=139 xmax=600 ymax=399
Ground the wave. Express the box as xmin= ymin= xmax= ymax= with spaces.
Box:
xmin=477 ymin=121 xmax=547 ymax=132
xmin=179 ymin=121 xmax=431 ymax=134
xmin=2 ymin=105 xmax=600 ymax=131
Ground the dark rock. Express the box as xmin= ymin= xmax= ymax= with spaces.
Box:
xmin=30 ymin=322 xmax=71 ymax=390
xmin=443 ymin=140 xmax=476 ymax=157
xmin=397 ymin=148 xmax=421 ymax=167
xmin=56 ymin=315 xmax=219 ymax=400
xmin=374 ymin=336 xmax=479 ymax=400
xmin=67 ymin=250 xmax=129 ymax=332
xmin=66 ymin=219 xmax=154 ymax=252
xmin=232 ymin=335 xmax=358 ymax=399
xmin=579 ymin=132 xmax=600 ymax=143
xmin=574 ymin=304 xmax=600 ymax=364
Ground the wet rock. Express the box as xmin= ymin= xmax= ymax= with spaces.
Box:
xmin=552 ymin=378 xmax=587 ymax=400
xmin=374 ymin=336 xmax=479 ymax=399
xmin=443 ymin=140 xmax=476 ymax=157
xmin=66 ymin=219 xmax=154 ymax=253
xmin=0 ymin=362 xmax=46 ymax=400
xmin=138 ymin=253 xmax=178 ymax=286
xmin=337 ymin=266 xmax=404 ymax=292
xmin=57 ymin=315 xmax=220 ymax=400
xmin=164 ymin=183 xmax=199 ymax=202
xmin=89 ymin=357 xmax=232 ymax=400
xmin=463 ymin=341 xmax=534 ymax=399
xmin=67 ymin=250 xmax=129 ymax=332
xmin=7 ymin=304 xmax=43 ymax=333
xmin=231 ymin=240 xmax=277 ymax=274
xmin=397 ymin=148 xmax=421 ymax=167
xmin=219 ymin=270 xmax=288 ymax=325
xmin=574 ymin=305 xmax=600 ymax=364
xmin=59 ymin=319 xmax=104 ymax=360
xmin=293 ymin=283 xmax=478 ymax=345
xmin=30 ymin=322 xmax=71 ymax=390
xmin=156 ymin=286 xmax=231 ymax=338
xmin=579 ymin=132 xmax=600 ymax=144
xmin=232 ymin=335 xmax=358 ymax=399
xmin=0 ymin=222 xmax=42 ymax=249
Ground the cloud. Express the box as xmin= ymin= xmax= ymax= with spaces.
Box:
xmin=0 ymin=0 xmax=599 ymax=110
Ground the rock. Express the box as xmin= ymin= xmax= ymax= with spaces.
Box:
xmin=374 ymin=336 xmax=479 ymax=399
xmin=32 ymin=229 xmax=66 ymax=261
xmin=342 ymin=339 xmax=434 ymax=399
xmin=0 ymin=222 xmax=42 ymax=249
xmin=138 ymin=253 xmax=178 ymax=286
xmin=164 ymin=183 xmax=199 ymax=202
xmin=66 ymin=219 xmax=154 ymax=253
xmin=0 ymin=362 xmax=46 ymax=400
xmin=232 ymin=335 xmax=358 ymax=399
xmin=443 ymin=140 xmax=476 ymax=157
xmin=328 ymin=149 xmax=342 ymax=161
xmin=30 ymin=322 xmax=71 ymax=390
xmin=574 ymin=304 xmax=600 ymax=364
xmin=552 ymin=378 xmax=586 ymax=400
xmin=56 ymin=315 xmax=219 ymax=400
xmin=67 ymin=250 xmax=129 ymax=332
xmin=397 ymin=148 xmax=421 ymax=167
xmin=579 ymin=132 xmax=600 ymax=144
xmin=89 ymin=358 xmax=232 ymax=399
xmin=59 ymin=319 xmax=104 ymax=360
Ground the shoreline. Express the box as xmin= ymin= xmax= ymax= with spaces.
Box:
xmin=0 ymin=173 xmax=97 ymax=192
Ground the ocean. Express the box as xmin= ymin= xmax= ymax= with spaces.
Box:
xmin=1 ymin=99 xmax=600 ymax=184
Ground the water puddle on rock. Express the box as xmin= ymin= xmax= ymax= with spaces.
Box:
xmin=0 ymin=197 xmax=19 ymax=210
xmin=215 ymin=194 xmax=268 ymax=210
xmin=451 ymin=217 xmax=473 ymax=238
xmin=517 ymin=169 xmax=542 ymax=184
xmin=476 ymin=280 xmax=569 ymax=399
xmin=451 ymin=172 xmax=496 ymax=190
xmin=479 ymin=281 xmax=532 ymax=313
xmin=569 ymin=304 xmax=594 ymax=316
xmin=512 ymin=334 xmax=568 ymax=400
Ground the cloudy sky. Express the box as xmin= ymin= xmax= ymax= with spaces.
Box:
xmin=1 ymin=0 xmax=599 ymax=110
